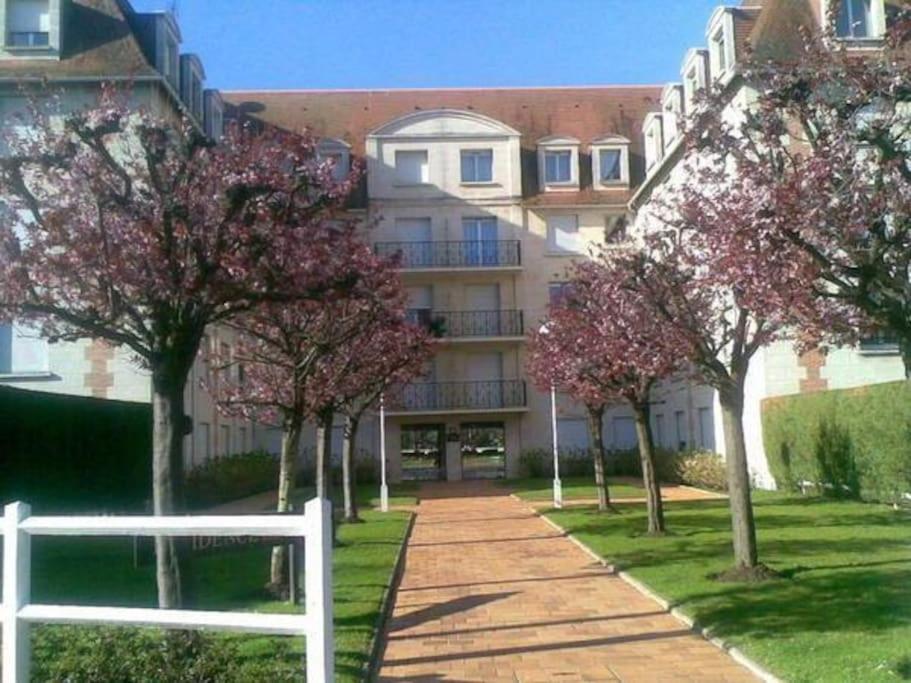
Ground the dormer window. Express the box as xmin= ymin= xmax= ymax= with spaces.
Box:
xmin=538 ymin=136 xmax=580 ymax=190
xmin=590 ymin=135 xmax=630 ymax=189
xmin=681 ymin=49 xmax=709 ymax=112
xmin=461 ymin=149 xmax=493 ymax=183
xmin=395 ymin=149 xmax=428 ymax=185
xmin=834 ymin=0 xmax=884 ymax=40
xmin=7 ymin=0 xmax=49 ymax=47
xmin=661 ymin=84 xmax=684 ymax=145
xmin=707 ymin=8 xmax=736 ymax=82
xmin=643 ymin=113 xmax=665 ymax=172
xmin=318 ymin=138 xmax=351 ymax=181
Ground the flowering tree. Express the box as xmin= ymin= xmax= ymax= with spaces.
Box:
xmin=211 ymin=242 xmax=403 ymax=590
xmin=325 ymin=319 xmax=432 ymax=523
xmin=692 ymin=10 xmax=911 ymax=371
xmin=0 ymin=88 xmax=361 ymax=607
xmin=623 ymin=159 xmax=819 ymax=573
xmin=527 ymin=259 xmax=680 ymax=528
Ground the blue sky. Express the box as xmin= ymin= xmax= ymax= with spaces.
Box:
xmin=131 ymin=0 xmax=723 ymax=91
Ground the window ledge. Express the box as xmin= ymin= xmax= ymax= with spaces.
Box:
xmin=0 ymin=371 xmax=56 ymax=382
xmin=858 ymin=347 xmax=900 ymax=356
xmin=544 ymin=249 xmax=585 ymax=257
xmin=392 ymin=182 xmax=435 ymax=188
xmin=594 ymin=181 xmax=629 ymax=190
xmin=460 ymin=181 xmax=499 ymax=187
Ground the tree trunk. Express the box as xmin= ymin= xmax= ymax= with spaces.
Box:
xmin=342 ymin=414 xmax=360 ymax=523
xmin=315 ymin=410 xmax=334 ymax=499
xmin=900 ymin=337 xmax=911 ymax=379
xmin=586 ymin=405 xmax=611 ymax=512
xmin=151 ymin=368 xmax=188 ymax=609
xmin=632 ymin=401 xmax=665 ymax=535
xmin=269 ymin=414 xmax=303 ymax=590
xmin=719 ymin=383 xmax=759 ymax=569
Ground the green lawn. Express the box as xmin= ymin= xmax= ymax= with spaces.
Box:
xmin=546 ymin=493 xmax=911 ymax=682
xmin=500 ymin=475 xmax=645 ymax=501
xmin=27 ymin=509 xmax=411 ymax=682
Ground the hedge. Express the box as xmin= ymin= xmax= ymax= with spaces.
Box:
xmin=0 ymin=385 xmax=151 ymax=512
xmin=761 ymin=380 xmax=911 ymax=502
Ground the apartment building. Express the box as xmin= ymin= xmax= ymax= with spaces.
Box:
xmin=628 ymin=0 xmax=905 ymax=487
xmin=226 ymin=88 xmax=660 ymax=481
xmin=0 ymin=0 xmax=262 ymax=468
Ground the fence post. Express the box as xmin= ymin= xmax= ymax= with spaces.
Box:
xmin=304 ymin=497 xmax=334 ymax=683
xmin=3 ymin=502 xmax=31 ymax=683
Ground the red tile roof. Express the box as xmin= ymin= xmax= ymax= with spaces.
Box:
xmin=223 ymin=86 xmax=662 ymax=205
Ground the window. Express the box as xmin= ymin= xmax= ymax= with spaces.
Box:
xmin=557 ymin=418 xmax=590 ymax=451
xmin=220 ymin=424 xmax=231 ymax=457
xmin=461 ymin=149 xmax=493 ymax=183
xmin=462 ymin=216 xmax=499 ymax=265
xmin=599 ymin=149 xmax=622 ymax=182
xmin=606 ymin=216 xmax=627 ymax=244
xmin=317 ymin=139 xmax=351 ymax=181
xmin=682 ymin=49 xmax=709 ymax=112
xmin=547 ymin=214 xmax=581 ymax=253
xmin=643 ymin=114 xmax=665 ymax=171
xmin=675 ymin=410 xmax=688 ymax=451
xmin=860 ymin=329 xmax=900 ymax=353
xmin=196 ymin=422 xmax=211 ymax=463
xmin=0 ymin=322 xmax=48 ymax=375
xmin=698 ymin=407 xmax=715 ymax=451
xmin=662 ymin=85 xmax=683 ymax=144
xmin=836 ymin=0 xmax=873 ymax=38
xmin=548 ymin=282 xmax=573 ymax=307
xmin=164 ymin=35 xmax=178 ymax=85
xmin=7 ymin=0 xmax=50 ymax=47
xmin=238 ymin=427 xmax=247 ymax=453
xmin=544 ymin=150 xmax=572 ymax=183
xmin=613 ymin=417 xmax=637 ymax=450
xmin=655 ymin=414 xmax=666 ymax=448
xmin=395 ymin=150 xmax=429 ymax=185
xmin=712 ymin=28 xmax=728 ymax=75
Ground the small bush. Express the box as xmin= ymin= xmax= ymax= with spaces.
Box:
xmin=814 ymin=417 xmax=860 ymax=499
xmin=185 ymin=450 xmax=279 ymax=510
xmin=675 ymin=451 xmax=728 ymax=491
xmin=518 ymin=447 xmax=681 ymax=482
xmin=32 ymin=627 xmax=300 ymax=682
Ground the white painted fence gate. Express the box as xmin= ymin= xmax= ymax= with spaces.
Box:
xmin=1 ymin=497 xmax=334 ymax=683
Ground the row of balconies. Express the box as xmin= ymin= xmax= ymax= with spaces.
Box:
xmin=406 ymin=309 xmax=524 ymax=340
xmin=375 ymin=240 xmax=521 ymax=270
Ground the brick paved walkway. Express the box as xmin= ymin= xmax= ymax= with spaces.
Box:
xmin=376 ymin=481 xmax=757 ymax=683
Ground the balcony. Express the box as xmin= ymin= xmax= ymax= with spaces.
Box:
xmin=406 ymin=309 xmax=524 ymax=340
xmin=386 ymin=380 xmax=528 ymax=415
xmin=375 ymin=240 xmax=521 ymax=270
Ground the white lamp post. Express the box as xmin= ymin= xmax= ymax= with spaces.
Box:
xmin=540 ymin=323 xmax=562 ymax=509
xmin=379 ymin=393 xmax=389 ymax=512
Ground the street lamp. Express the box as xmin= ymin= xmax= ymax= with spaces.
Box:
xmin=379 ymin=393 xmax=389 ymax=512
xmin=539 ymin=323 xmax=562 ymax=509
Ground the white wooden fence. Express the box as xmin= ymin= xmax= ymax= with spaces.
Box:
xmin=0 ymin=497 xmax=333 ymax=683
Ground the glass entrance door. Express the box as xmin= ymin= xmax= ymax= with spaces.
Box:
xmin=400 ymin=424 xmax=445 ymax=481
xmin=460 ymin=422 xmax=506 ymax=479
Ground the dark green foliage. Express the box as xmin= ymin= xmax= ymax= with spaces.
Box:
xmin=762 ymin=381 xmax=911 ymax=502
xmin=814 ymin=418 xmax=860 ymax=499
xmin=184 ymin=451 xmax=279 ymax=509
xmin=32 ymin=628 xmax=300 ymax=682
xmin=519 ymin=447 xmax=682 ymax=482
xmin=0 ymin=386 xmax=151 ymax=512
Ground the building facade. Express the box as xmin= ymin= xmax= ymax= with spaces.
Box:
xmin=0 ymin=0 xmax=267 ymax=469
xmin=628 ymin=0 xmax=905 ymax=487
xmin=226 ymin=87 xmax=660 ymax=480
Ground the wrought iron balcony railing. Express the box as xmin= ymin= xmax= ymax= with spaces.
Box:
xmin=375 ymin=240 xmax=521 ymax=269
xmin=406 ymin=309 xmax=524 ymax=338
xmin=388 ymin=380 xmax=527 ymax=412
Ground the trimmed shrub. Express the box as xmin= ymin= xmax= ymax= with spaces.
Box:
xmin=32 ymin=627 xmax=300 ymax=682
xmin=518 ymin=447 xmax=682 ymax=482
xmin=762 ymin=380 xmax=911 ymax=502
xmin=185 ymin=451 xmax=279 ymax=510
xmin=675 ymin=451 xmax=728 ymax=491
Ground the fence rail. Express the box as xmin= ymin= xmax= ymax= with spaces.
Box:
xmin=0 ymin=498 xmax=334 ymax=683
xmin=375 ymin=240 xmax=521 ymax=269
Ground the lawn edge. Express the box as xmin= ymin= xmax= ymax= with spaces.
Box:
xmin=363 ymin=510 xmax=416 ymax=683
xmin=528 ymin=502 xmax=783 ymax=683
